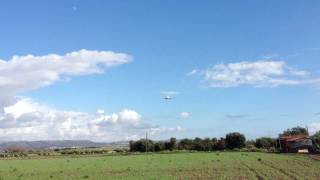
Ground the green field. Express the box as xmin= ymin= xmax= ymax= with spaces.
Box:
xmin=0 ymin=152 xmax=319 ymax=179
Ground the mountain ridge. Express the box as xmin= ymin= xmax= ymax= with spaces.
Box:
xmin=0 ymin=140 xmax=129 ymax=151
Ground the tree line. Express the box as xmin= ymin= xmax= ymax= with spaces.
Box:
xmin=130 ymin=126 xmax=320 ymax=152
xmin=130 ymin=132 xmax=250 ymax=152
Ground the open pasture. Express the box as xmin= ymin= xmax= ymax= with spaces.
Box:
xmin=0 ymin=152 xmax=319 ymax=179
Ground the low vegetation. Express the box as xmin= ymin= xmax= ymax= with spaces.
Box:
xmin=0 ymin=126 xmax=318 ymax=179
xmin=0 ymin=152 xmax=319 ymax=179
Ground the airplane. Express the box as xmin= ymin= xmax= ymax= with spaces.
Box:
xmin=163 ymin=96 xmax=173 ymax=100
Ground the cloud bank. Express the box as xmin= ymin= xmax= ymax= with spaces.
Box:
xmin=194 ymin=60 xmax=320 ymax=88
xmin=0 ymin=50 xmax=179 ymax=142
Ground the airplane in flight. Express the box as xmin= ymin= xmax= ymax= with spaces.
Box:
xmin=163 ymin=95 xmax=173 ymax=100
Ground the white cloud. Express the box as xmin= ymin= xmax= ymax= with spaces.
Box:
xmin=195 ymin=60 xmax=320 ymax=88
xmin=96 ymin=109 xmax=105 ymax=114
xmin=289 ymin=69 xmax=310 ymax=76
xmin=118 ymin=109 xmax=141 ymax=124
xmin=148 ymin=126 xmax=183 ymax=136
xmin=0 ymin=49 xmax=131 ymax=95
xmin=225 ymin=114 xmax=249 ymax=120
xmin=187 ymin=69 xmax=198 ymax=76
xmin=262 ymin=54 xmax=279 ymax=60
xmin=161 ymin=91 xmax=179 ymax=96
xmin=308 ymin=122 xmax=320 ymax=134
xmin=180 ymin=112 xmax=190 ymax=119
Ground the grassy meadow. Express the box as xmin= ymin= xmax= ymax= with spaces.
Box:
xmin=0 ymin=152 xmax=319 ymax=179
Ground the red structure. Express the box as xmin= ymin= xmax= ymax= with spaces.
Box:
xmin=279 ymin=135 xmax=313 ymax=153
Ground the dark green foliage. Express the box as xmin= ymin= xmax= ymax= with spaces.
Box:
xmin=193 ymin=137 xmax=205 ymax=151
xmin=225 ymin=132 xmax=246 ymax=149
xmin=129 ymin=127 xmax=313 ymax=153
xmin=280 ymin=126 xmax=308 ymax=136
xmin=165 ymin=138 xmax=177 ymax=151
xmin=311 ymin=131 xmax=320 ymax=148
xmin=178 ymin=138 xmax=194 ymax=150
xmin=192 ymin=137 xmax=215 ymax=151
xmin=202 ymin=138 xmax=215 ymax=151
xmin=130 ymin=137 xmax=224 ymax=152
xmin=154 ymin=141 xmax=165 ymax=152
xmin=255 ymin=137 xmax=276 ymax=149
xmin=215 ymin=138 xmax=226 ymax=150
xmin=130 ymin=138 xmax=178 ymax=152
xmin=245 ymin=140 xmax=255 ymax=147
xmin=178 ymin=138 xmax=217 ymax=151
xmin=129 ymin=139 xmax=154 ymax=152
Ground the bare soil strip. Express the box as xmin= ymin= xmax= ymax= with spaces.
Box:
xmin=309 ymin=155 xmax=320 ymax=161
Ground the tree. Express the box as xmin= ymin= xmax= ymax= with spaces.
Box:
xmin=154 ymin=141 xmax=165 ymax=152
xmin=178 ymin=138 xmax=193 ymax=150
xmin=246 ymin=139 xmax=255 ymax=147
xmin=280 ymin=126 xmax=308 ymax=136
xmin=129 ymin=139 xmax=154 ymax=152
xmin=165 ymin=137 xmax=177 ymax=151
xmin=211 ymin=138 xmax=218 ymax=150
xmin=129 ymin=141 xmax=135 ymax=152
xmin=178 ymin=137 xmax=216 ymax=151
xmin=193 ymin=137 xmax=204 ymax=151
xmin=202 ymin=138 xmax=215 ymax=151
xmin=225 ymin=132 xmax=246 ymax=149
xmin=215 ymin=138 xmax=226 ymax=150
xmin=255 ymin=137 xmax=276 ymax=149
xmin=130 ymin=140 xmax=144 ymax=152
xmin=311 ymin=131 xmax=320 ymax=148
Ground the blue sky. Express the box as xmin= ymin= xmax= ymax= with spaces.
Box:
xmin=0 ymin=1 xmax=320 ymax=141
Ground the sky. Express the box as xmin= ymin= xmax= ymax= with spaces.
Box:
xmin=0 ymin=0 xmax=320 ymax=142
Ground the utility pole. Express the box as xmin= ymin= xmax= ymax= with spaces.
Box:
xmin=145 ymin=131 xmax=148 ymax=153
xmin=278 ymin=138 xmax=282 ymax=152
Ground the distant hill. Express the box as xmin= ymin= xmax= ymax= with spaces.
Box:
xmin=0 ymin=140 xmax=129 ymax=151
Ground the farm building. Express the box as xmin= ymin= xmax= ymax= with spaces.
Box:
xmin=279 ymin=135 xmax=313 ymax=153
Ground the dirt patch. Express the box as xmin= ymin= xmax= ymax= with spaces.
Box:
xmin=309 ymin=155 xmax=320 ymax=161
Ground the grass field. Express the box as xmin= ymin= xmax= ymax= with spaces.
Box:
xmin=0 ymin=152 xmax=319 ymax=179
